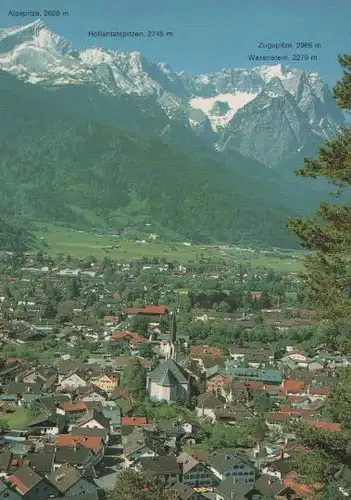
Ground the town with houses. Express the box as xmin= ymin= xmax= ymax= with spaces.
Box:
xmin=0 ymin=250 xmax=349 ymax=500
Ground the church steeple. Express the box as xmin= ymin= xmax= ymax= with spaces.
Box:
xmin=168 ymin=309 xmax=177 ymax=361
xmin=170 ymin=309 xmax=177 ymax=344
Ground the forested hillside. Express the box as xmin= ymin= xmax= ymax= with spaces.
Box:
xmin=0 ymin=216 xmax=33 ymax=252
xmin=0 ymin=70 xmax=297 ymax=246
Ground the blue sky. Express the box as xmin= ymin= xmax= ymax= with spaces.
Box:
xmin=1 ymin=0 xmax=350 ymax=86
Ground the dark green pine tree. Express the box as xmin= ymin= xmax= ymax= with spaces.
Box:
xmin=286 ymin=54 xmax=351 ymax=354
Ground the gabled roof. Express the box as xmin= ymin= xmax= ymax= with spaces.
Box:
xmin=121 ymin=416 xmax=148 ymax=426
xmin=282 ymin=379 xmax=305 ymax=394
xmin=215 ymin=476 xmax=253 ymax=499
xmin=265 ymin=412 xmax=293 ymax=422
xmin=55 ymin=435 xmax=103 ymax=454
xmin=170 ymin=482 xmax=201 ymax=500
xmin=127 ymin=305 xmax=169 ymax=315
xmin=6 ymin=382 xmax=43 ymax=394
xmin=8 ymin=465 xmax=44 ymax=494
xmin=0 ymin=480 xmax=9 ymax=494
xmin=61 ymin=371 xmax=88 ymax=383
xmin=177 ymin=452 xmax=200 ymax=474
xmin=0 ymin=451 xmax=12 ymax=471
xmin=53 ymin=445 xmax=91 ymax=464
xmin=71 ymin=427 xmax=108 ymax=441
xmin=47 ymin=464 xmax=82 ymax=493
xmin=27 ymin=412 xmax=57 ymax=427
xmin=41 ymin=394 xmax=70 ymax=411
xmin=190 ymin=345 xmax=222 ymax=357
xmin=80 ymin=385 xmax=108 ymax=399
xmin=207 ymin=452 xmax=253 ymax=473
xmin=283 ymin=471 xmax=323 ymax=496
xmin=62 ymin=401 xmax=87 ymax=412
xmin=75 ymin=409 xmax=110 ymax=429
xmin=57 ymin=359 xmax=82 ymax=376
xmin=306 ymin=420 xmax=342 ymax=432
xmin=36 ymin=365 xmax=57 ymax=380
xmin=114 ymin=396 xmax=134 ymax=415
xmin=25 ymin=452 xmax=55 ymax=473
xmin=139 ymin=455 xmax=181 ymax=475
xmin=308 ymin=386 xmax=331 ymax=396
xmin=148 ymin=359 xmax=189 ymax=386
xmin=196 ymin=392 xmax=223 ymax=409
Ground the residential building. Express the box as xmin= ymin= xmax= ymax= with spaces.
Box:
xmin=0 ymin=479 xmax=21 ymax=500
xmin=136 ymin=455 xmax=181 ymax=486
xmin=206 ymin=451 xmax=256 ymax=484
xmin=177 ymin=452 xmax=217 ymax=487
xmin=8 ymin=465 xmax=59 ymax=500
xmin=47 ymin=464 xmax=98 ymax=499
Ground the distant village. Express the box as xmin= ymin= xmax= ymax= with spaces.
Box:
xmin=0 ymin=250 xmax=349 ymax=500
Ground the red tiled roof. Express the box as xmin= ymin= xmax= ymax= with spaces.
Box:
xmin=127 ymin=305 xmax=168 ymax=315
xmin=282 ymin=379 xmax=305 ymax=394
xmin=190 ymin=345 xmax=222 ymax=357
xmin=306 ymin=420 xmax=341 ymax=432
xmin=308 ymin=387 xmax=331 ymax=396
xmin=288 ymin=348 xmax=306 ymax=355
xmin=206 ymin=374 xmax=232 ymax=388
xmin=8 ymin=475 xmax=31 ymax=494
xmin=111 ymin=331 xmax=129 ymax=340
xmin=245 ymin=380 xmax=264 ymax=390
xmin=286 ymin=395 xmax=301 ymax=403
xmin=62 ymin=401 xmax=87 ymax=412
xmin=265 ymin=412 xmax=291 ymax=422
xmin=279 ymin=405 xmax=303 ymax=416
xmin=111 ymin=331 xmax=144 ymax=341
xmin=300 ymin=410 xmax=318 ymax=419
xmin=121 ymin=417 xmax=148 ymax=426
xmin=56 ymin=435 xmax=102 ymax=454
xmin=283 ymin=471 xmax=323 ymax=496
xmin=130 ymin=336 xmax=148 ymax=345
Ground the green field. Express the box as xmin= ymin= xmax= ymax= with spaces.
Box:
xmin=35 ymin=224 xmax=304 ymax=272
xmin=3 ymin=407 xmax=30 ymax=429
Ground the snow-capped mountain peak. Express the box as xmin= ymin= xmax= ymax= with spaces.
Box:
xmin=0 ymin=21 xmax=344 ymax=166
xmin=0 ymin=19 xmax=44 ymax=41
xmin=0 ymin=19 xmax=70 ymax=54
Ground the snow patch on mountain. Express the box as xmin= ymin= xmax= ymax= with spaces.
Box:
xmin=189 ymin=92 xmax=258 ymax=130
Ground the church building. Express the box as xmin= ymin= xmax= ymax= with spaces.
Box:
xmin=147 ymin=311 xmax=190 ymax=403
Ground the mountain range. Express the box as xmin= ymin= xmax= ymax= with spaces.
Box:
xmin=0 ymin=20 xmax=346 ymax=248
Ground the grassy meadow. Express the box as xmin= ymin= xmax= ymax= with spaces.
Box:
xmin=34 ymin=224 xmax=304 ymax=272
